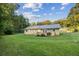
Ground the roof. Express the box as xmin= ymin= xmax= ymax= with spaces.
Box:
xmin=26 ymin=24 xmax=61 ymax=30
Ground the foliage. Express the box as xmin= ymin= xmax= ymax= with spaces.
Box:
xmin=0 ymin=4 xmax=18 ymax=35
xmin=0 ymin=4 xmax=29 ymax=35
xmin=31 ymin=22 xmax=37 ymax=26
xmin=13 ymin=15 xmax=29 ymax=33
xmin=37 ymin=20 xmax=52 ymax=25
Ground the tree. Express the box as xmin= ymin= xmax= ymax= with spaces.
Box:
xmin=0 ymin=4 xmax=18 ymax=34
xmin=13 ymin=15 xmax=29 ymax=33
xmin=37 ymin=20 xmax=52 ymax=25
xmin=67 ymin=3 xmax=79 ymax=32
xmin=0 ymin=4 xmax=30 ymax=35
xmin=31 ymin=22 xmax=37 ymax=26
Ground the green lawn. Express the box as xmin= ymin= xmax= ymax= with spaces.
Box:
xmin=0 ymin=32 xmax=79 ymax=56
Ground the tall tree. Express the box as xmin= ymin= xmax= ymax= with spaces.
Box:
xmin=0 ymin=4 xmax=20 ymax=34
xmin=0 ymin=4 xmax=16 ymax=34
xmin=13 ymin=15 xmax=29 ymax=33
xmin=67 ymin=3 xmax=79 ymax=31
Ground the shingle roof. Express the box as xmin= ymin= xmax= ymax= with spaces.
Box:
xmin=26 ymin=24 xmax=61 ymax=30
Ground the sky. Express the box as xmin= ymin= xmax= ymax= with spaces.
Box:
xmin=15 ymin=3 xmax=75 ymax=23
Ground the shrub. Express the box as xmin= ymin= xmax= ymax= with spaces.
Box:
xmin=47 ymin=32 xmax=51 ymax=36
xmin=74 ymin=29 xmax=78 ymax=32
xmin=4 ymin=28 xmax=14 ymax=35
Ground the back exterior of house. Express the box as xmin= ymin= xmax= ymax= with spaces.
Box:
xmin=24 ymin=24 xmax=61 ymax=36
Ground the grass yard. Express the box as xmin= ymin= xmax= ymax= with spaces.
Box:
xmin=0 ymin=32 xmax=79 ymax=56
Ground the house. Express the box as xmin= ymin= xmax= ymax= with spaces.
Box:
xmin=24 ymin=24 xmax=61 ymax=36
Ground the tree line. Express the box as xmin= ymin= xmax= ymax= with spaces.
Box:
xmin=0 ymin=4 xmax=29 ymax=35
